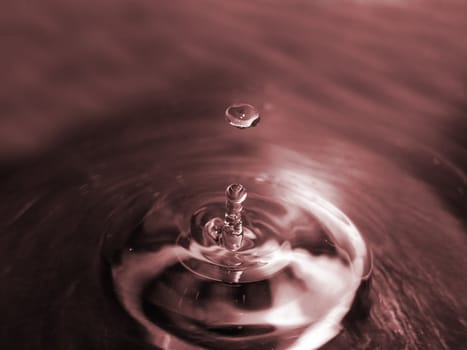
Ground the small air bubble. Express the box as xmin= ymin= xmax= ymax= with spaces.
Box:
xmin=225 ymin=103 xmax=260 ymax=129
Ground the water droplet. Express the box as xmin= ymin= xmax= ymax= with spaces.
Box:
xmin=225 ymin=103 xmax=260 ymax=129
xmin=226 ymin=183 xmax=247 ymax=202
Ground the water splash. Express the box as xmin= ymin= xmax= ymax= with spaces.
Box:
xmin=112 ymin=173 xmax=372 ymax=349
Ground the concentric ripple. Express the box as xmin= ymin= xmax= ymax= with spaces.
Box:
xmin=111 ymin=140 xmax=372 ymax=350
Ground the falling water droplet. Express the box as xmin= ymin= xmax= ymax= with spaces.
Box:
xmin=225 ymin=103 xmax=260 ymax=129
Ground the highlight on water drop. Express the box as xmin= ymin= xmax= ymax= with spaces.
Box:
xmin=225 ymin=103 xmax=260 ymax=129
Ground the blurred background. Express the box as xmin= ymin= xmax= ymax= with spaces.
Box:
xmin=1 ymin=0 xmax=466 ymax=162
